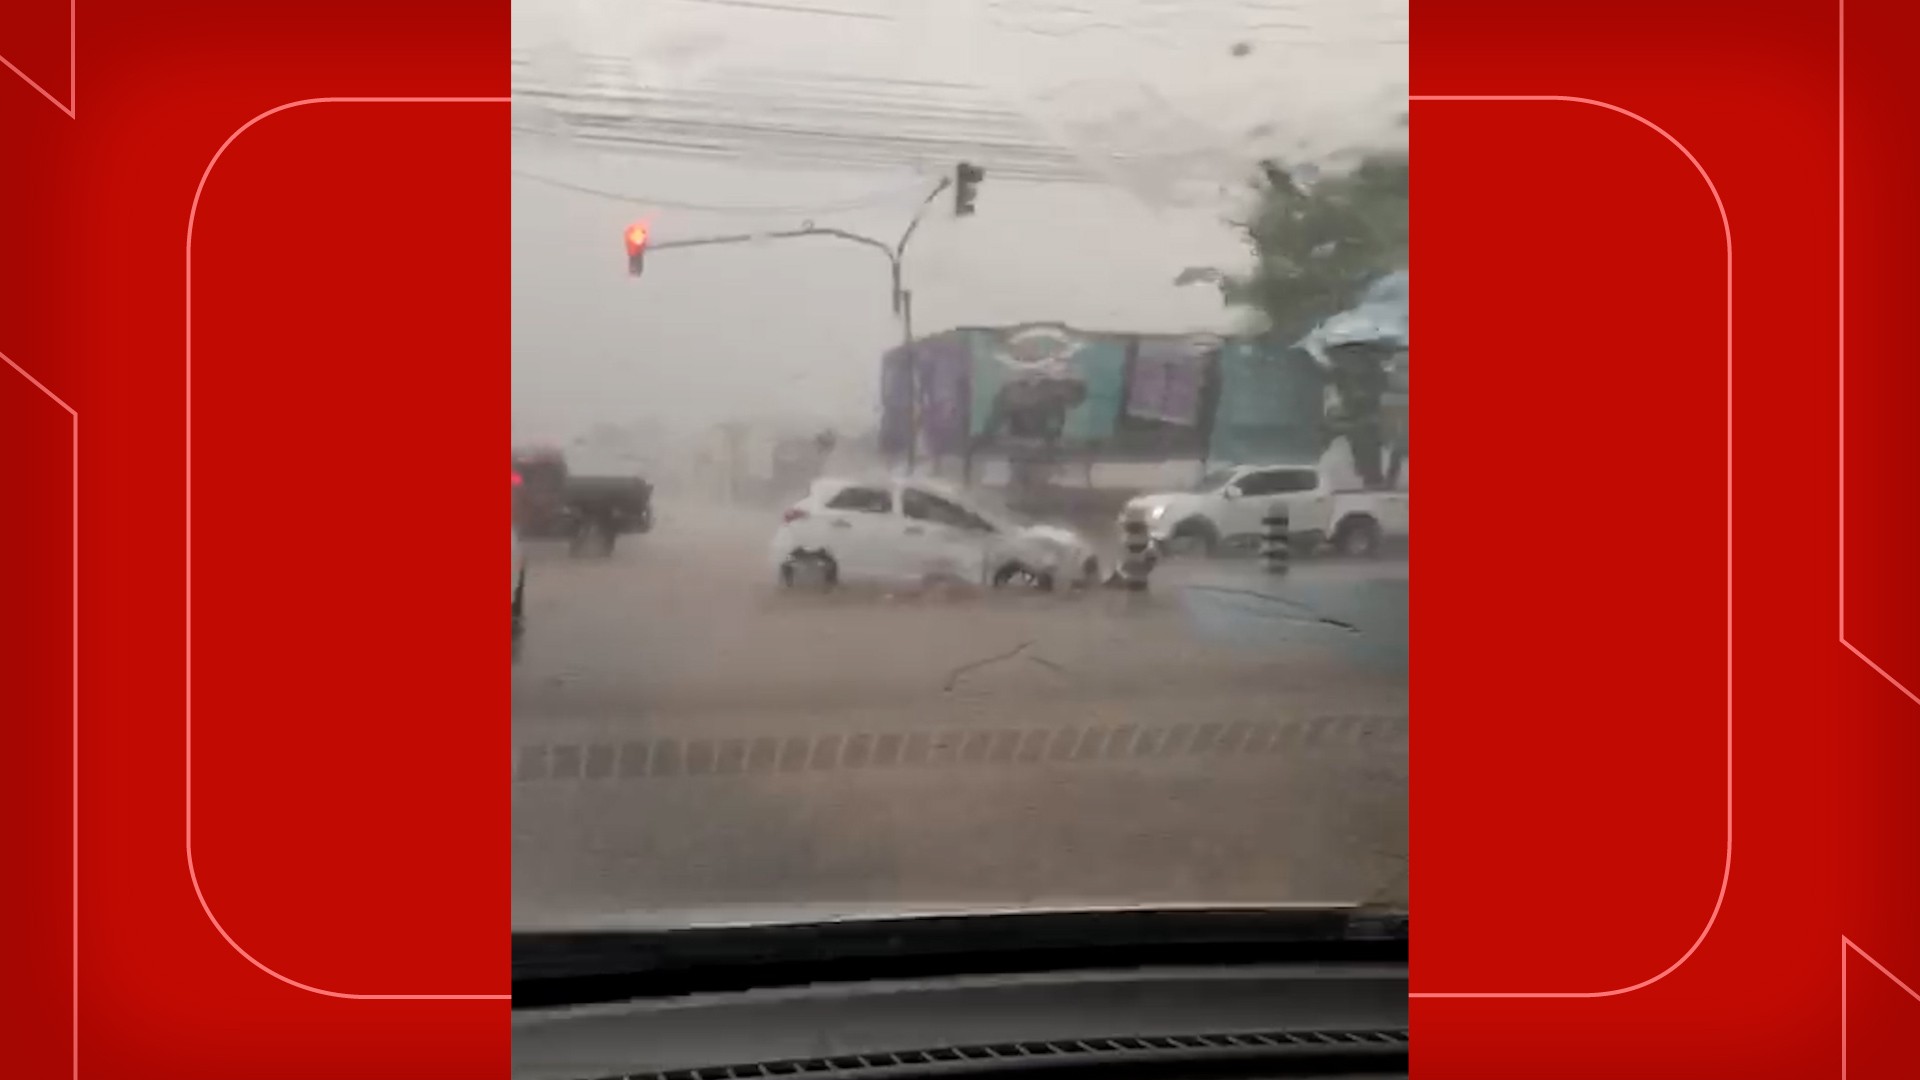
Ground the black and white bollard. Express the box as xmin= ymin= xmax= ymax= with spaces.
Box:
xmin=1260 ymin=501 xmax=1291 ymax=576
xmin=1109 ymin=507 xmax=1158 ymax=591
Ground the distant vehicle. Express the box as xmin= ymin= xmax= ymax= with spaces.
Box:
xmin=511 ymin=446 xmax=654 ymax=557
xmin=1122 ymin=464 xmax=1407 ymax=557
xmin=772 ymin=476 xmax=1101 ymax=591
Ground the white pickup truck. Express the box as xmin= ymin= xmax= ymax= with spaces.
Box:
xmin=1121 ymin=463 xmax=1408 ymax=557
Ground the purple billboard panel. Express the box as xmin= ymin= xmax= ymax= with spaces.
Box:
xmin=1126 ymin=338 xmax=1210 ymax=425
xmin=915 ymin=333 xmax=972 ymax=456
xmin=878 ymin=333 xmax=973 ymax=458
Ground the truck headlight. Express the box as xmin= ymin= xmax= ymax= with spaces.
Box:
xmin=1147 ymin=505 xmax=1167 ymax=521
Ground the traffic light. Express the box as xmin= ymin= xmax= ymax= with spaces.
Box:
xmin=623 ymin=222 xmax=649 ymax=277
xmin=954 ymin=162 xmax=984 ymax=217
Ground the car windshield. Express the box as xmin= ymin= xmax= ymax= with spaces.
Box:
xmin=512 ymin=0 xmax=1407 ymax=945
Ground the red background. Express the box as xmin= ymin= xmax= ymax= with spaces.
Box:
xmin=1 ymin=0 xmax=1915 ymax=1076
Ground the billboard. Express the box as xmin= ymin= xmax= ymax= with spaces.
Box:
xmin=968 ymin=324 xmax=1126 ymax=445
xmin=882 ymin=324 xmax=1323 ymax=464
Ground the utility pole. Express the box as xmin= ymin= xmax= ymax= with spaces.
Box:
xmin=899 ymin=290 xmax=918 ymax=470
xmin=891 ymin=162 xmax=980 ymax=470
xmin=889 ymin=176 xmax=950 ymax=473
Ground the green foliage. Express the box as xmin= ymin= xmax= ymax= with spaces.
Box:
xmin=1223 ymin=152 xmax=1409 ymax=342
xmin=1217 ymin=151 xmax=1408 ymax=487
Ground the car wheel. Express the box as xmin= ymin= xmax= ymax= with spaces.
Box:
xmin=780 ymin=550 xmax=838 ymax=590
xmin=993 ymin=563 xmax=1055 ymax=591
xmin=1332 ymin=515 xmax=1383 ymax=558
xmin=1167 ymin=517 xmax=1219 ymax=558
xmin=1078 ymin=556 xmax=1100 ymax=587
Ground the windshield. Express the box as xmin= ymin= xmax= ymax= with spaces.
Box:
xmin=512 ymin=0 xmax=1407 ymax=939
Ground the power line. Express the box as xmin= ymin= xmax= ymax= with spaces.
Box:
xmin=509 ymin=47 xmax=1407 ymax=185
xmin=512 ymin=72 xmax=1044 ymax=138
xmin=518 ymin=122 xmax=1090 ymax=184
xmin=510 ymin=166 xmax=931 ymax=214
xmin=513 ymin=118 xmax=1081 ymax=184
xmin=512 ymin=81 xmax=1094 ymax=181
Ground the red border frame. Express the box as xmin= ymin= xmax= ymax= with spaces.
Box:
xmin=0 ymin=0 xmax=1914 ymax=1076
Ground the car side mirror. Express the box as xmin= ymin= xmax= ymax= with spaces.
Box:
xmin=1222 ymin=486 xmax=1241 ymax=500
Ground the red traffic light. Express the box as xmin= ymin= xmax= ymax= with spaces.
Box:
xmin=624 ymin=222 xmax=650 ymax=277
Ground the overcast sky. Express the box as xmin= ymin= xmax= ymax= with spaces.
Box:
xmin=511 ymin=0 xmax=1407 ymax=445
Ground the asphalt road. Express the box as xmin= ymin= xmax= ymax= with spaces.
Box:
xmin=512 ymin=498 xmax=1408 ymax=927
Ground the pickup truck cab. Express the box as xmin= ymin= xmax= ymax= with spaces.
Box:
xmin=1122 ymin=463 xmax=1407 ymax=557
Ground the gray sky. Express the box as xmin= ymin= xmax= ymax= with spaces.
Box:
xmin=512 ymin=0 xmax=1407 ymax=445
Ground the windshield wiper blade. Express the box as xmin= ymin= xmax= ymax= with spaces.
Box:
xmin=513 ymin=906 xmax=1407 ymax=1008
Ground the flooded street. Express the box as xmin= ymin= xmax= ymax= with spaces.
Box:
xmin=513 ymin=498 xmax=1407 ymax=925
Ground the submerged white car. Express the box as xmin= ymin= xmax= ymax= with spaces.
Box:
xmin=771 ymin=476 xmax=1100 ymax=591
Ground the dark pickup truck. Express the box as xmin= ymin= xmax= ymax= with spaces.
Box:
xmin=512 ymin=447 xmax=654 ymax=556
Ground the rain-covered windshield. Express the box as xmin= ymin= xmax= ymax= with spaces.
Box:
xmin=512 ymin=0 xmax=1408 ymax=937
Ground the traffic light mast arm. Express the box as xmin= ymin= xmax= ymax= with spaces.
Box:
xmin=652 ymin=223 xmax=904 ymax=305
xmin=644 ymin=225 xmax=885 ymax=255
xmin=643 ymin=175 xmax=953 ymax=313
xmin=629 ymin=170 xmax=972 ymax=476
xmin=890 ymin=176 xmax=951 ymax=313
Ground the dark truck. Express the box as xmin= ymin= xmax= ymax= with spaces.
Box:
xmin=511 ymin=446 xmax=654 ymax=557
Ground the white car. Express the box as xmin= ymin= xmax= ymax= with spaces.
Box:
xmin=771 ymin=476 xmax=1101 ymax=591
xmin=1122 ymin=463 xmax=1407 ymax=558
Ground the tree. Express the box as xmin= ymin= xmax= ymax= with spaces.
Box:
xmin=1220 ymin=152 xmax=1407 ymax=485
xmin=1223 ymin=153 xmax=1408 ymax=340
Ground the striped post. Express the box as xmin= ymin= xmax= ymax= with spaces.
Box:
xmin=1111 ymin=506 xmax=1158 ymax=591
xmin=1261 ymin=501 xmax=1291 ymax=576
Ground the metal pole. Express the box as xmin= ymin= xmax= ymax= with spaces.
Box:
xmin=1111 ymin=506 xmax=1157 ymax=591
xmin=636 ymin=176 xmax=956 ymax=477
xmin=1261 ymin=502 xmax=1291 ymax=575
xmin=902 ymin=289 xmax=917 ymax=473
xmin=891 ymin=177 xmax=950 ymax=477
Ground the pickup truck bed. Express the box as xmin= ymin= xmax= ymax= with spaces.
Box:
xmin=1328 ymin=490 xmax=1408 ymax=556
